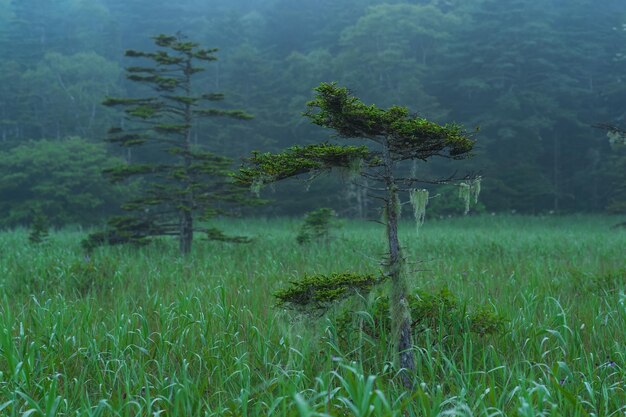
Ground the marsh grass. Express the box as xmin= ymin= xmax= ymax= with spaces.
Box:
xmin=0 ymin=215 xmax=624 ymax=416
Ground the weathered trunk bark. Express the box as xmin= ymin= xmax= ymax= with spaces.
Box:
xmin=382 ymin=136 xmax=416 ymax=389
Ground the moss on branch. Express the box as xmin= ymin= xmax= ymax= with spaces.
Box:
xmin=305 ymin=82 xmax=475 ymax=160
xmin=274 ymin=272 xmax=383 ymax=314
xmin=103 ymin=163 xmax=161 ymax=183
xmin=235 ymin=143 xmax=373 ymax=187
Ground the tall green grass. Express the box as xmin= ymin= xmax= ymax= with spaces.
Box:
xmin=0 ymin=215 xmax=624 ymax=416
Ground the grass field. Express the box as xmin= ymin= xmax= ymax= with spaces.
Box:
xmin=0 ymin=215 xmax=625 ymax=416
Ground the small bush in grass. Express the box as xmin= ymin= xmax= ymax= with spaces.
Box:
xmin=275 ymin=273 xmax=506 ymax=355
xmin=296 ymin=208 xmax=339 ymax=245
xmin=67 ymin=257 xmax=117 ymax=296
xmin=8 ymin=256 xmax=117 ymax=297
xmin=568 ymin=267 xmax=626 ymax=295
xmin=335 ymin=287 xmax=506 ymax=344
xmin=28 ymin=211 xmax=49 ymax=245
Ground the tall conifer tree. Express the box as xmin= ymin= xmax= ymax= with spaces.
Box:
xmin=88 ymin=34 xmax=251 ymax=255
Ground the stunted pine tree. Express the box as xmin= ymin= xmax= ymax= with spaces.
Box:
xmin=86 ymin=34 xmax=252 ymax=255
xmin=237 ymin=83 xmax=478 ymax=388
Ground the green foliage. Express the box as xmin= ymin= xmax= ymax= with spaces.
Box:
xmin=0 ymin=216 xmax=625 ymax=414
xmin=274 ymin=272 xmax=384 ymax=315
xmin=336 ymin=287 xmax=506 ymax=341
xmin=567 ymin=267 xmax=626 ymax=295
xmin=597 ymin=126 xmax=626 ymax=219
xmin=11 ymin=51 xmax=121 ymax=140
xmin=66 ymin=256 xmax=117 ymax=296
xmin=239 ymin=82 xmax=477 ymax=387
xmin=236 ymin=84 xmax=475 ymax=191
xmin=0 ymin=137 xmax=130 ymax=227
xmin=28 ymin=210 xmax=49 ymax=245
xmin=305 ymin=83 xmax=475 ymax=160
xmin=92 ymin=33 xmax=252 ymax=254
xmin=205 ymin=227 xmax=252 ymax=244
xmin=426 ymin=186 xmax=486 ymax=217
xmin=81 ymin=215 xmax=160 ymax=251
xmin=296 ymin=208 xmax=339 ymax=244
xmin=236 ymin=143 xmax=372 ymax=189
xmin=0 ymin=0 xmax=623 ymax=215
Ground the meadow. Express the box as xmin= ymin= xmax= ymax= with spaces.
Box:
xmin=0 ymin=215 xmax=624 ymax=416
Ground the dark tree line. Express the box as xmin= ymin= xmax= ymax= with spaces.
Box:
xmin=0 ymin=0 xmax=625 ymax=225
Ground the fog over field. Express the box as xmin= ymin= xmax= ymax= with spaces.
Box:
xmin=0 ymin=0 xmax=625 ymax=222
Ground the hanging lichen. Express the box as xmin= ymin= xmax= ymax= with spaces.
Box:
xmin=607 ymin=130 xmax=626 ymax=146
xmin=250 ymin=173 xmax=278 ymax=197
xmin=347 ymin=157 xmax=364 ymax=180
xmin=458 ymin=177 xmax=481 ymax=214
xmin=409 ymin=189 xmax=429 ymax=234
xmin=459 ymin=182 xmax=471 ymax=214
xmin=471 ymin=176 xmax=482 ymax=204
xmin=250 ymin=177 xmax=264 ymax=197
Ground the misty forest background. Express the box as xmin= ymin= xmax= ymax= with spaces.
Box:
xmin=1 ymin=0 xmax=625 ymax=228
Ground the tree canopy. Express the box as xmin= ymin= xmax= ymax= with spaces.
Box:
xmin=0 ymin=0 xmax=624 ymax=217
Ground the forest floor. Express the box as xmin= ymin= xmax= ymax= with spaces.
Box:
xmin=0 ymin=215 xmax=625 ymax=416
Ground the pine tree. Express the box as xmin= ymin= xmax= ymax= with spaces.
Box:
xmin=28 ymin=210 xmax=49 ymax=245
xmin=87 ymin=34 xmax=252 ymax=255
xmin=237 ymin=83 xmax=477 ymax=388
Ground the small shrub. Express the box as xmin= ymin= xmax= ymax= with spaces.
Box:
xmin=296 ymin=208 xmax=339 ymax=244
xmin=336 ymin=287 xmax=507 ymax=342
xmin=274 ymin=272 xmax=506 ymax=344
xmin=469 ymin=306 xmax=507 ymax=336
xmin=28 ymin=211 xmax=49 ymax=245
xmin=587 ymin=269 xmax=624 ymax=294
xmin=205 ymin=228 xmax=252 ymax=244
xmin=67 ymin=257 xmax=117 ymax=296
xmin=6 ymin=256 xmax=117 ymax=297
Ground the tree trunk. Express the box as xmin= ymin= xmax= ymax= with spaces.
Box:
xmin=179 ymin=210 xmax=193 ymax=255
xmin=382 ymin=136 xmax=416 ymax=389
xmin=179 ymin=56 xmax=194 ymax=256
xmin=552 ymin=135 xmax=560 ymax=212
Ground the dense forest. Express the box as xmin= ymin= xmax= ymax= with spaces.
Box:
xmin=1 ymin=0 xmax=625 ymax=226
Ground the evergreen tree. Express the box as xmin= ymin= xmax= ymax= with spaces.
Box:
xmin=237 ymin=83 xmax=476 ymax=388
xmin=28 ymin=209 xmax=49 ymax=245
xmin=89 ymin=34 xmax=252 ymax=255
xmin=296 ymin=208 xmax=338 ymax=245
